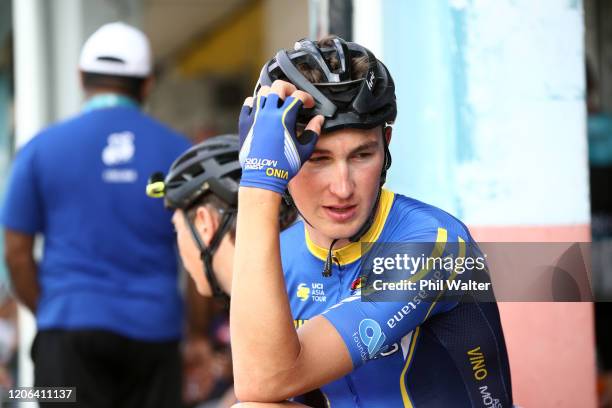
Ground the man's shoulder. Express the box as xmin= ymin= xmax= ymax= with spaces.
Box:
xmin=132 ymin=111 xmax=189 ymax=143
xmin=102 ymin=109 xmax=191 ymax=149
xmin=29 ymin=114 xmax=84 ymax=141
xmin=72 ymin=108 xmax=189 ymax=144
xmin=11 ymin=118 xmax=75 ymax=158
xmin=385 ymin=191 xmax=472 ymax=242
xmin=21 ymin=109 xmax=189 ymax=152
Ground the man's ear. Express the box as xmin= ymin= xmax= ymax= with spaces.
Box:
xmin=79 ymin=70 xmax=86 ymax=90
xmin=194 ymin=206 xmax=219 ymax=246
xmin=384 ymin=126 xmax=392 ymax=145
xmin=141 ymin=76 xmax=155 ymax=101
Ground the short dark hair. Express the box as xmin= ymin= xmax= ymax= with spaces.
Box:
xmin=185 ymin=193 xmax=237 ymax=242
xmin=82 ymin=72 xmax=145 ymax=102
xmin=186 ymin=192 xmax=297 ymax=243
xmin=296 ymin=35 xmax=370 ymax=83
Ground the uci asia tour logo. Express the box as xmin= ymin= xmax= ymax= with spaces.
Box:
xmin=296 ymin=283 xmax=327 ymax=302
xmin=296 ymin=283 xmax=310 ymax=301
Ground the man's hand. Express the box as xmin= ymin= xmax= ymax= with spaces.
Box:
xmin=238 ymin=80 xmax=324 ymax=195
xmin=183 ymin=336 xmax=216 ymax=404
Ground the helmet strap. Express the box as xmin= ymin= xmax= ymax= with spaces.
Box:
xmin=184 ymin=210 xmax=235 ymax=304
xmin=380 ymin=124 xmax=393 ymax=184
xmin=282 ymin=192 xmax=314 ymax=229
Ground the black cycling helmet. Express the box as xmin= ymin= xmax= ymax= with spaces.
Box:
xmin=148 ymin=134 xmax=241 ymax=210
xmin=257 ymin=36 xmax=396 ymax=133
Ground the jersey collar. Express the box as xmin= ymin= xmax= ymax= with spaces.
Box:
xmin=83 ymin=93 xmax=139 ymax=112
xmin=305 ymin=188 xmax=395 ymax=265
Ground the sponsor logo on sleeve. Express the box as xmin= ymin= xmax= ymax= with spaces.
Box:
xmin=468 ymin=346 xmax=502 ymax=407
xmin=358 ymin=318 xmax=387 ymax=359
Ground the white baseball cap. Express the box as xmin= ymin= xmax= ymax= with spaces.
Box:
xmin=79 ymin=22 xmax=152 ymax=78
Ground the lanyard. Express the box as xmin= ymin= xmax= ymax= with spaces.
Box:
xmin=83 ymin=93 xmax=139 ymax=112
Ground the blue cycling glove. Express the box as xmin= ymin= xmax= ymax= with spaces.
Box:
xmin=238 ymin=94 xmax=319 ymax=195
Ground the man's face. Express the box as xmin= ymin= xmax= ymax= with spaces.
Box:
xmin=288 ymin=126 xmax=384 ymax=244
xmin=172 ymin=210 xmax=212 ymax=296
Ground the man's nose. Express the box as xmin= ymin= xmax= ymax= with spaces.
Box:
xmin=328 ymin=162 xmax=354 ymax=200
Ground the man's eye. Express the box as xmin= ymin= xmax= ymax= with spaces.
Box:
xmin=309 ymin=156 xmax=329 ymax=163
xmin=354 ymin=152 xmax=373 ymax=159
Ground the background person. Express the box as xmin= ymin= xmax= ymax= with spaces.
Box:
xmin=0 ymin=282 xmax=17 ymax=393
xmin=1 ymin=22 xmax=191 ymax=407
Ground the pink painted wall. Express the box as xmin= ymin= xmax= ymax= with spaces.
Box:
xmin=471 ymin=225 xmax=597 ymax=408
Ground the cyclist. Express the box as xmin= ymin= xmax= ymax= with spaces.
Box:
xmin=147 ymin=134 xmax=297 ymax=299
xmin=149 ymin=134 xmax=330 ymax=407
xmin=231 ymin=36 xmax=513 ymax=407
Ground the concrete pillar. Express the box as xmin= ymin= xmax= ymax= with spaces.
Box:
xmin=12 ymin=0 xmax=50 ymax=395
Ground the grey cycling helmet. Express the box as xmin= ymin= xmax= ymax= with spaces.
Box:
xmin=145 ymin=135 xmax=241 ymax=300
xmin=152 ymin=134 xmax=241 ymax=209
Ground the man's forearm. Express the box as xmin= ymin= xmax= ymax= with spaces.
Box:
xmin=7 ymin=256 xmax=39 ymax=313
xmin=231 ymin=188 xmax=301 ymax=395
xmin=4 ymin=231 xmax=39 ymax=314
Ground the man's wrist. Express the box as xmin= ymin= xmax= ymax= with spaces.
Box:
xmin=238 ymin=186 xmax=283 ymax=206
xmin=239 ymin=178 xmax=288 ymax=196
xmin=238 ymin=187 xmax=284 ymax=227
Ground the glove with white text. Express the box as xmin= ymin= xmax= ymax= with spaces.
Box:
xmin=238 ymin=94 xmax=319 ymax=195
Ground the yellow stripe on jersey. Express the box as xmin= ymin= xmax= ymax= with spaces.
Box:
xmin=424 ymin=235 xmax=465 ymax=321
xmin=400 ymin=234 xmax=465 ymax=406
xmin=359 ymin=226 xmax=448 ymax=297
xmin=400 ymin=326 xmax=421 ymax=407
xmin=407 ymin=227 xmax=448 ymax=283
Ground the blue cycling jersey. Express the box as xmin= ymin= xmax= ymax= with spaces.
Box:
xmin=281 ymin=189 xmax=513 ymax=407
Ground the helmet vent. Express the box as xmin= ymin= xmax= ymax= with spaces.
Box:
xmin=183 ymin=163 xmax=205 ymax=179
xmin=216 ymin=152 xmax=236 ymax=165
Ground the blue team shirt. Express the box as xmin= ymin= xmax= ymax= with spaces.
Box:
xmin=1 ymin=98 xmax=191 ymax=341
xmin=281 ymin=189 xmax=513 ymax=407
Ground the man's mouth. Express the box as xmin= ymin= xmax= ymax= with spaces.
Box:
xmin=322 ymin=204 xmax=358 ymax=222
